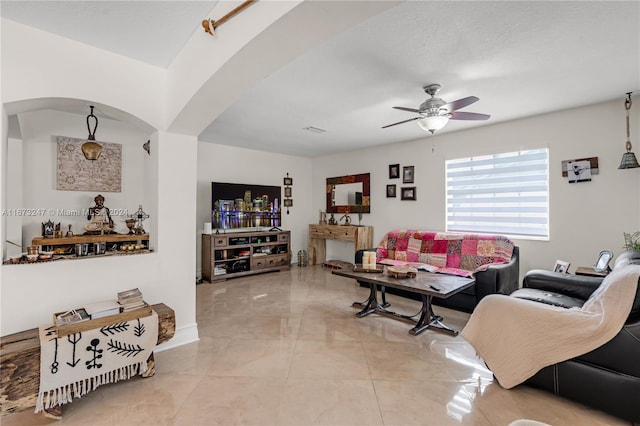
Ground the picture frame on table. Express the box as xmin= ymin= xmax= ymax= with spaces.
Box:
xmin=403 ymin=166 xmax=415 ymax=183
xmin=389 ymin=164 xmax=400 ymax=179
xmin=401 ymin=186 xmax=416 ymax=201
xmin=553 ymin=260 xmax=571 ymax=274
xmin=386 ymin=184 xmax=396 ymax=198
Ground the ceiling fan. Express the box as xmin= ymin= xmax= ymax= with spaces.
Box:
xmin=382 ymin=84 xmax=490 ymax=134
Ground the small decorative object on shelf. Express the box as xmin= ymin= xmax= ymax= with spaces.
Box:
xmin=283 ymin=173 xmax=293 ymax=214
xmin=84 ymin=194 xmax=115 ymax=234
xmin=130 ymin=205 xmax=150 ymax=234
xmin=42 ymin=220 xmax=56 ymax=238
xmin=328 ymin=213 xmax=337 ymax=225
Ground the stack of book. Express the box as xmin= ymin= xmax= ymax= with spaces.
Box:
xmin=117 ymin=287 xmax=147 ymax=312
xmin=84 ymin=300 xmax=121 ymax=319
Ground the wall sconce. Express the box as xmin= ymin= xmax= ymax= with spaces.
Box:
xmin=618 ymin=92 xmax=639 ymax=169
xmin=283 ymin=173 xmax=293 ymax=214
xmin=81 ymin=105 xmax=102 ymax=161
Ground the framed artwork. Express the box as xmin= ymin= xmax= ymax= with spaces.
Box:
xmin=284 ymin=187 xmax=292 ymax=197
xmin=386 ymin=184 xmax=396 ymax=198
xmin=403 ymin=166 xmax=415 ymax=183
xmin=553 ymin=260 xmax=571 ymax=274
xmin=401 ymin=186 xmax=416 ymax=200
xmin=56 ymin=136 xmax=122 ymax=192
xmin=389 ymin=164 xmax=400 ymax=179
xmin=283 ymin=199 xmax=293 ymax=207
xmin=561 ymin=157 xmax=599 ymax=178
xmin=284 ymin=176 xmax=293 ymax=186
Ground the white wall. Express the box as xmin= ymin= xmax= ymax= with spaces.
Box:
xmin=14 ymin=110 xmax=148 ymax=241
xmin=196 ymin=142 xmax=313 ymax=278
xmin=312 ymin=99 xmax=640 ymax=277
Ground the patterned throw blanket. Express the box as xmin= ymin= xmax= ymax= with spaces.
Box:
xmin=376 ymin=230 xmax=514 ymax=277
xmin=35 ymin=311 xmax=158 ymax=413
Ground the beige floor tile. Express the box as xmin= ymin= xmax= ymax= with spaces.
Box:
xmin=277 ymin=378 xmax=383 ymax=425
xmin=288 ymin=340 xmax=370 ymax=380
xmin=174 ymin=376 xmax=285 ymax=425
xmin=373 ymin=379 xmax=491 ymax=425
xmin=2 ymin=266 xmax=632 ymax=425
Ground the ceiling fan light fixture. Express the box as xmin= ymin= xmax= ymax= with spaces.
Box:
xmin=417 ymin=115 xmax=449 ymax=134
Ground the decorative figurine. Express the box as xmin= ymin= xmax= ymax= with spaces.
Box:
xmin=65 ymin=224 xmax=74 ymax=237
xmin=42 ymin=220 xmax=55 ymax=238
xmin=328 ymin=213 xmax=337 ymax=226
xmin=84 ymin=194 xmax=114 ymax=234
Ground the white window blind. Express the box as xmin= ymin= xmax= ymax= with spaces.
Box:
xmin=446 ymin=148 xmax=549 ymax=238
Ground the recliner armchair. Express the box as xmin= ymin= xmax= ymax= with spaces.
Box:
xmin=512 ymin=250 xmax=640 ymax=424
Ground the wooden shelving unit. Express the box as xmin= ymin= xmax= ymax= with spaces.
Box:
xmin=202 ymin=229 xmax=291 ymax=282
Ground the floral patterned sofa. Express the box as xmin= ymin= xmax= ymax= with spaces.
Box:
xmin=355 ymin=230 xmax=520 ymax=312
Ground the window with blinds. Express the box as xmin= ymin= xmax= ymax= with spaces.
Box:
xmin=445 ymin=148 xmax=549 ymax=239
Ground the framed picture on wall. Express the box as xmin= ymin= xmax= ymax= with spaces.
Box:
xmin=389 ymin=164 xmax=400 ymax=179
xmin=284 ymin=187 xmax=292 ymax=197
xmin=401 ymin=187 xmax=416 ymax=200
xmin=403 ymin=166 xmax=415 ymax=183
xmin=386 ymin=184 xmax=396 ymax=198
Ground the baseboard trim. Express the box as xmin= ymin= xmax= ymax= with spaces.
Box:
xmin=155 ymin=322 xmax=199 ymax=352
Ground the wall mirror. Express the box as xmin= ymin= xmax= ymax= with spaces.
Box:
xmin=326 ymin=173 xmax=370 ymax=214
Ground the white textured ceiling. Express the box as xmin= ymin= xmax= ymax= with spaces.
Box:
xmin=2 ymin=1 xmax=639 ymax=157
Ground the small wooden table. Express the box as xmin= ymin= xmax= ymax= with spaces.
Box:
xmin=332 ymin=267 xmax=474 ymax=336
xmin=308 ymin=224 xmax=373 ymax=265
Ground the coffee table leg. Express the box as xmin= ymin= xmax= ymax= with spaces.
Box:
xmin=353 ymin=282 xmax=378 ymax=317
xmin=409 ymin=294 xmax=459 ymax=336
xmin=353 ymin=282 xmax=390 ymax=309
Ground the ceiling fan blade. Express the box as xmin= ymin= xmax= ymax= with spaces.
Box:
xmin=382 ymin=116 xmax=421 ymax=129
xmin=393 ymin=106 xmax=421 ymax=113
xmin=449 ymin=111 xmax=491 ymax=121
xmin=444 ymin=96 xmax=479 ymax=112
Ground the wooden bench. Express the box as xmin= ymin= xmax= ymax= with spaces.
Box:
xmin=0 ymin=303 xmax=175 ymax=416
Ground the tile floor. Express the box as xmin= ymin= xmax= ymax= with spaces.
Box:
xmin=3 ymin=266 xmax=628 ymax=425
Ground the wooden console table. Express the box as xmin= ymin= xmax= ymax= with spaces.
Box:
xmin=308 ymin=224 xmax=373 ymax=265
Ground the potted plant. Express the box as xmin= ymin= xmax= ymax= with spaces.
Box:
xmin=623 ymin=231 xmax=640 ymax=251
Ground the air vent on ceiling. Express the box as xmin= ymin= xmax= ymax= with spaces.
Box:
xmin=303 ymin=126 xmax=327 ymax=134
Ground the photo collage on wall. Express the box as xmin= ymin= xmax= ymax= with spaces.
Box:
xmin=387 ymin=163 xmax=416 ymax=200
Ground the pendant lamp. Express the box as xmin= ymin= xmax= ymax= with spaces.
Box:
xmin=81 ymin=106 xmax=102 ymax=161
xmin=618 ymin=93 xmax=639 ymax=169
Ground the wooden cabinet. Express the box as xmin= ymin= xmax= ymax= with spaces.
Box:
xmin=308 ymin=224 xmax=373 ymax=265
xmin=202 ymin=230 xmax=291 ymax=282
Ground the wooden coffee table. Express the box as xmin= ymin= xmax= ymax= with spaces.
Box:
xmin=332 ymin=267 xmax=474 ymax=336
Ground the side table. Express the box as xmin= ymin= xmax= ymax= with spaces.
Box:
xmin=574 ymin=266 xmax=609 ymax=278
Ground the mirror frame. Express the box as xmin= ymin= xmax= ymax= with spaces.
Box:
xmin=326 ymin=173 xmax=370 ymax=214
xmin=593 ymin=249 xmax=613 ymax=272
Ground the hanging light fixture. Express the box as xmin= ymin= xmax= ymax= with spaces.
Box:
xmin=417 ymin=115 xmax=450 ymax=134
xmin=618 ymin=92 xmax=639 ymax=169
xmin=81 ymin=105 xmax=102 ymax=161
